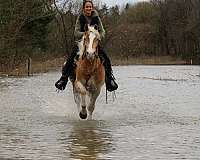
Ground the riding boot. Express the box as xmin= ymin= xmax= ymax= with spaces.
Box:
xmin=55 ymin=45 xmax=79 ymax=90
xmin=98 ymin=47 xmax=118 ymax=92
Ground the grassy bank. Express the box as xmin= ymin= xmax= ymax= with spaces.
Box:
xmin=112 ymin=56 xmax=186 ymax=66
xmin=0 ymin=56 xmax=186 ymax=76
xmin=0 ymin=57 xmax=65 ymax=77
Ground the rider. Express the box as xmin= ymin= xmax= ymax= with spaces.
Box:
xmin=55 ymin=0 xmax=118 ymax=92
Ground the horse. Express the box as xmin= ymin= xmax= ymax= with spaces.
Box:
xmin=72 ymin=25 xmax=105 ymax=120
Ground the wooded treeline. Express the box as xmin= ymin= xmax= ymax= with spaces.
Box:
xmin=1 ymin=0 xmax=200 ymax=72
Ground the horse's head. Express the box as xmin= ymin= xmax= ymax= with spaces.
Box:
xmin=81 ymin=25 xmax=101 ymax=60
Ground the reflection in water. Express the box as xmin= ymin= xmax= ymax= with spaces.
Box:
xmin=67 ymin=121 xmax=112 ymax=160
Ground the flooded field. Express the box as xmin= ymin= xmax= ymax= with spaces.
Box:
xmin=0 ymin=65 xmax=200 ymax=160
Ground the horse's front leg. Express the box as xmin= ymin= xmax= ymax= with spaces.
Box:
xmin=75 ymin=80 xmax=87 ymax=119
xmin=79 ymin=92 xmax=87 ymax=119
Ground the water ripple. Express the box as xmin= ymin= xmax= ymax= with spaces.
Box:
xmin=0 ymin=65 xmax=200 ymax=159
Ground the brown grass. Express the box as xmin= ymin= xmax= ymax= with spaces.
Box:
xmin=4 ymin=57 xmax=65 ymax=76
xmin=1 ymin=56 xmax=186 ymax=76
xmin=112 ymin=56 xmax=186 ymax=65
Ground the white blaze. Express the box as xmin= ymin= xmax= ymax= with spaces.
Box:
xmin=87 ymin=32 xmax=96 ymax=55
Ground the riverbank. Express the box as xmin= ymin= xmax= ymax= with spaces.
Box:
xmin=0 ymin=56 xmax=187 ymax=76
xmin=112 ymin=56 xmax=186 ymax=66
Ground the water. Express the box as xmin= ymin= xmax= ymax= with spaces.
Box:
xmin=0 ymin=65 xmax=200 ymax=160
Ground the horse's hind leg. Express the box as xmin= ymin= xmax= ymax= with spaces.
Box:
xmin=88 ymin=103 xmax=95 ymax=120
xmin=73 ymin=86 xmax=82 ymax=118
xmin=73 ymin=86 xmax=80 ymax=106
xmin=88 ymin=90 xmax=100 ymax=120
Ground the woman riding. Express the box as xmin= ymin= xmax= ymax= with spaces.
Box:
xmin=55 ymin=0 xmax=118 ymax=92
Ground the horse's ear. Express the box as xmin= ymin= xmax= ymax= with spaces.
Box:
xmin=94 ymin=24 xmax=98 ymax=31
xmin=84 ymin=24 xmax=88 ymax=31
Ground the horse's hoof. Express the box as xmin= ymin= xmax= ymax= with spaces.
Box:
xmin=79 ymin=112 xmax=87 ymax=119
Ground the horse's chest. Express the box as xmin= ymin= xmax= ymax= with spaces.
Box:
xmin=80 ymin=65 xmax=96 ymax=79
xmin=83 ymin=71 xmax=95 ymax=81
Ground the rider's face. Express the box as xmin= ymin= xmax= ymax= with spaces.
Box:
xmin=84 ymin=2 xmax=93 ymax=16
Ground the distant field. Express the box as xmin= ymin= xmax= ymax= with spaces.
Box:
xmin=112 ymin=56 xmax=186 ymax=66
xmin=0 ymin=56 xmax=186 ymax=76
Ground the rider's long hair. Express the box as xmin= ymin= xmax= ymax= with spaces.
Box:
xmin=83 ymin=0 xmax=94 ymax=8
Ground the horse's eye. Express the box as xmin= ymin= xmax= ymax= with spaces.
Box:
xmin=95 ymin=38 xmax=99 ymax=42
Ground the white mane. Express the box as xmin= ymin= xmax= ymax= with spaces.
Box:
xmin=77 ymin=37 xmax=84 ymax=56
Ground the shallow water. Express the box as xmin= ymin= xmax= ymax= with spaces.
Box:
xmin=0 ymin=65 xmax=200 ymax=159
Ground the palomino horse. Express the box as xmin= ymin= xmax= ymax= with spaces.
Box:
xmin=72 ymin=25 xmax=105 ymax=120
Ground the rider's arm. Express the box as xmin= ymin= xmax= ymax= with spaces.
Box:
xmin=74 ymin=16 xmax=84 ymax=40
xmin=98 ymin=16 xmax=105 ymax=40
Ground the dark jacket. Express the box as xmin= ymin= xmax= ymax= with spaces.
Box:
xmin=74 ymin=10 xmax=105 ymax=40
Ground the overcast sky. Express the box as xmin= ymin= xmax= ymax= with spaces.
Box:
xmin=100 ymin=0 xmax=148 ymax=7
